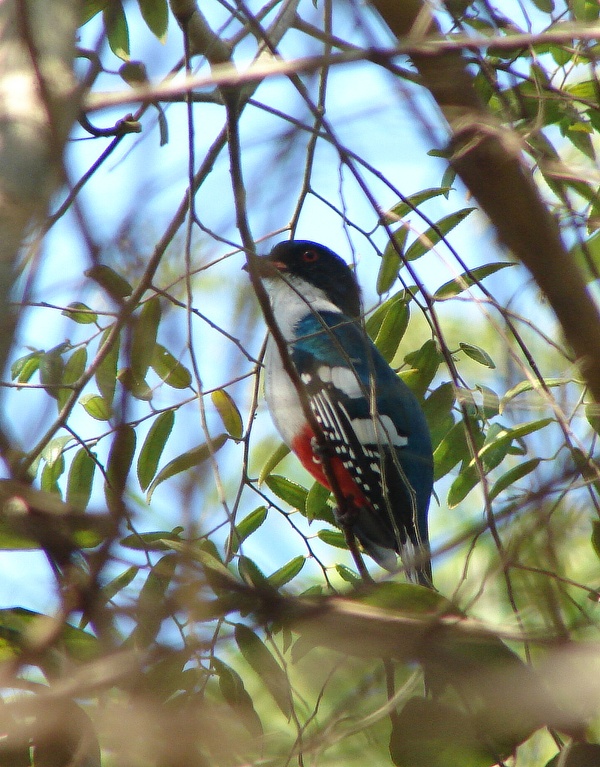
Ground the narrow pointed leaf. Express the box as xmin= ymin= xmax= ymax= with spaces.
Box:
xmin=385 ymin=187 xmax=453 ymax=221
xmin=66 ymin=448 xmax=96 ymax=510
xmin=404 ymin=208 xmax=475 ymax=262
xmin=96 ymin=327 xmax=120 ymax=406
xmin=59 ymin=347 xmax=87 ymax=410
xmin=131 ymin=296 xmax=161 ymax=380
xmin=489 ymin=458 xmax=541 ymax=501
xmin=104 ymin=1 xmax=130 ymax=60
xmin=137 ymin=410 xmax=175 ymax=491
xmin=459 ymin=342 xmax=496 ymax=369
xmin=137 ymin=0 xmax=168 ymax=41
xmin=234 ymin=624 xmax=291 ymax=718
xmin=374 ymin=296 xmax=410 ymax=362
xmin=131 ymin=555 xmax=177 ymax=647
xmin=268 ymin=556 xmax=305 ymax=589
xmin=433 ymin=263 xmax=514 ymax=300
xmin=377 ymin=228 xmax=408 ymax=294
xmin=258 ymin=442 xmax=290 ymax=485
xmin=104 ymin=425 xmax=136 ymax=507
xmin=305 ymin=480 xmax=333 ymax=523
xmin=146 ymin=433 xmax=228 ymax=502
xmin=228 ymin=506 xmax=268 ymax=554
xmin=317 ymin=529 xmax=347 ymax=549
xmin=264 ymin=475 xmax=308 ymax=510
xmin=213 ymin=657 xmax=263 ymax=737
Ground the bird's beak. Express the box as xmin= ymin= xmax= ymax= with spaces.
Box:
xmin=242 ymin=253 xmax=287 ymax=276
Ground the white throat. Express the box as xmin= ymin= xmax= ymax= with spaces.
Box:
xmin=262 ymin=273 xmax=342 ymax=341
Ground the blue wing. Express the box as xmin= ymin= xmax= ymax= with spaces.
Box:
xmin=292 ymin=311 xmax=433 ymax=583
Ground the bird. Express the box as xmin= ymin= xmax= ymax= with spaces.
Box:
xmin=251 ymin=240 xmax=434 ymax=586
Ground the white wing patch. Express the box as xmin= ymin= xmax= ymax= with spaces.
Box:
xmin=316 ymin=365 xmax=362 ymax=398
xmin=349 ymin=414 xmax=408 ymax=449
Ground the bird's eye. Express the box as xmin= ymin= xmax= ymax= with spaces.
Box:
xmin=302 ymin=250 xmax=320 ymax=263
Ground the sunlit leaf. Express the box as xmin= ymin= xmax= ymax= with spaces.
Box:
xmin=268 ymin=556 xmax=305 ymax=589
xmin=401 ymin=339 xmax=443 ymax=398
xmin=11 ymin=351 xmax=41 ymax=383
xmin=459 ymin=342 xmax=496 ymax=369
xmin=62 ymin=302 xmax=98 ymax=324
xmin=385 ymin=187 xmax=453 ymax=221
xmin=264 ymin=474 xmax=308 ymax=510
xmin=238 ymin=555 xmax=268 ymax=587
xmin=373 ymin=295 xmax=410 ymax=362
xmin=404 ymin=208 xmax=475 ymax=262
xmin=211 ymin=389 xmax=243 ymax=440
xmin=146 ymin=433 xmax=228 ymax=502
xmin=489 ymin=458 xmax=541 ymax=501
xmin=377 ymin=228 xmax=407 ymax=294
xmin=305 ymin=480 xmax=334 ymax=524
xmin=258 ymin=442 xmax=291 ymax=485
xmin=80 ymin=393 xmax=112 ymax=421
xmin=500 ymin=378 xmax=569 ymax=411
xmin=433 ymin=263 xmax=514 ymax=300
xmin=59 ymin=346 xmax=87 ymax=410
xmin=137 ymin=409 xmax=175 ymax=491
xmin=121 ymin=528 xmax=184 ymax=551
xmin=228 ymin=506 xmax=268 ymax=554
xmin=118 ymin=367 xmax=153 ymax=400
xmin=317 ymin=528 xmax=347 ymax=549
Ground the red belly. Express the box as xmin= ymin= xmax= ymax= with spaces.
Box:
xmin=291 ymin=424 xmax=370 ymax=509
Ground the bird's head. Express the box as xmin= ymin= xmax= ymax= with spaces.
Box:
xmin=248 ymin=240 xmax=361 ymax=319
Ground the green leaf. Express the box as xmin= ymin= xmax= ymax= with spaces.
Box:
xmin=59 ymin=346 xmax=87 ymax=410
xmin=317 ymin=528 xmax=347 ymax=549
xmin=96 ymin=327 xmax=120 ymax=406
xmin=39 ymin=347 xmax=66 ymax=400
xmin=373 ymin=295 xmax=410 ymax=363
xmin=81 ymin=0 xmax=109 ymax=26
xmin=85 ymin=264 xmax=132 ymax=299
xmin=146 ymin=434 xmax=228 ymax=502
xmin=131 ymin=555 xmax=177 ymax=647
xmin=447 ymin=465 xmax=480 ymax=508
xmin=41 ymin=454 xmax=65 ymax=495
xmin=101 ymin=565 xmax=139 ymax=604
xmin=385 ymin=187 xmax=453 ymax=221
xmin=104 ymin=1 xmax=130 ymax=60
xmin=459 ymin=342 xmax=496 ymax=369
xmin=531 ymin=0 xmax=554 ymax=11
xmin=476 ymin=385 xmax=500 ymax=420
xmin=404 ymin=208 xmax=475 ymax=262
xmin=433 ymin=419 xmax=475 ymax=481
xmin=66 ymin=448 xmax=96 ymax=510
xmin=213 ymin=657 xmax=263 ymax=737
xmin=121 ymin=528 xmax=184 ymax=551
xmin=238 ymin=555 xmax=268 ymax=587
xmin=401 ymin=339 xmax=442 ymax=398
xmin=80 ymin=393 xmax=112 ymax=421
xmin=335 ymin=564 xmax=361 ymax=585
xmin=61 ymin=302 xmax=98 ymax=324
xmin=211 ymin=389 xmax=243 ymax=440
xmin=592 ymin=521 xmax=600 ymax=562
xmin=258 ymin=442 xmax=291 ymax=485
xmin=228 ymin=506 xmax=268 ymax=554
xmin=377 ymin=228 xmax=407 ymax=294
xmin=500 ymin=377 xmax=570 ymax=411
xmin=433 ymin=263 xmax=514 ymax=300
xmin=137 ymin=410 xmax=175 ymax=491
xmin=137 ymin=0 xmax=168 ymax=41
xmin=131 ymin=296 xmax=161 ymax=380
xmin=42 ymin=435 xmax=73 ymax=467
xmin=268 ymin=556 xmax=305 ymax=589
xmin=118 ymin=367 xmax=153 ymax=400
xmin=305 ymin=480 xmax=334 ymax=524
xmin=104 ymin=425 xmax=136 ymax=508
xmin=264 ymin=475 xmax=308 ymax=510
xmin=151 ymin=344 xmax=192 ymax=389
xmin=489 ymin=458 xmax=541 ymax=501
xmin=11 ymin=351 xmax=41 ymax=383
xmin=234 ymin=624 xmax=291 ymax=718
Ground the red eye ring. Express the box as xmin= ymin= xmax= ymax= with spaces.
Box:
xmin=302 ymin=249 xmax=320 ymax=263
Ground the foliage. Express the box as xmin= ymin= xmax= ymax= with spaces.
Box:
xmin=1 ymin=1 xmax=600 ymax=766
